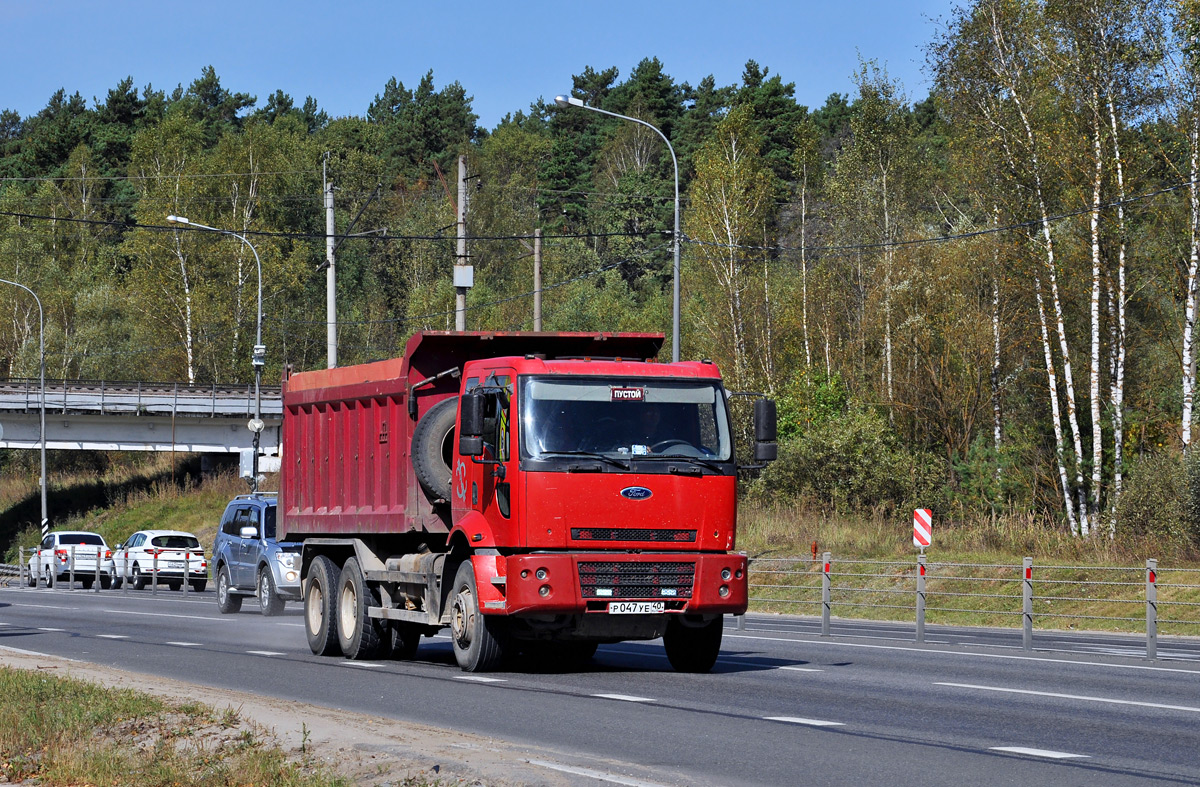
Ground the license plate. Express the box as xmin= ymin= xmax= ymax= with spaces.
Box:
xmin=608 ymin=601 xmax=665 ymax=615
xmin=167 ymin=561 xmax=185 ymax=569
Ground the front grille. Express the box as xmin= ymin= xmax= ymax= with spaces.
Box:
xmin=578 ymin=560 xmax=695 ymax=599
xmin=571 ymin=528 xmax=696 ymax=543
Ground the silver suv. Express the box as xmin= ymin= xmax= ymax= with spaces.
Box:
xmin=211 ymin=494 xmax=301 ymax=615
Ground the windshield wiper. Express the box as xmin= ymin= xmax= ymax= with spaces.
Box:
xmin=657 ymin=454 xmax=725 ymax=473
xmin=538 ymin=451 xmax=631 ymax=471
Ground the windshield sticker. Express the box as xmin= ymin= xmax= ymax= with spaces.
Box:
xmin=611 ymin=387 xmax=645 ymax=402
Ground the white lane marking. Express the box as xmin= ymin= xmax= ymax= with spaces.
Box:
xmin=779 ymin=666 xmax=824 ymax=672
xmin=0 ymin=622 xmax=9 ymax=626
xmin=456 ymin=675 xmax=507 ymax=683
xmin=592 ymin=693 xmax=655 ymax=703
xmin=936 ymin=682 xmax=1200 ymax=713
xmin=166 ymin=641 xmax=202 ymax=647
xmin=278 ymin=623 xmax=305 ymax=628
xmin=990 ymin=746 xmax=1089 ymax=759
xmin=340 ymin=661 xmax=383 ymax=668
xmin=95 ymin=634 xmax=127 ymax=639
xmin=724 ymin=633 xmax=1200 ymax=674
xmin=37 ymin=627 xmax=65 ymax=632
xmin=0 ymin=644 xmax=82 ymax=661
xmin=528 ymin=759 xmax=672 ymax=787
xmin=7 ymin=600 xmax=225 ymax=622
xmin=246 ymin=650 xmax=286 ymax=656
xmin=764 ymin=716 xmax=845 ymax=727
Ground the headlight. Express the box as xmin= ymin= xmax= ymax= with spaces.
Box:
xmin=275 ymin=552 xmax=297 ymax=569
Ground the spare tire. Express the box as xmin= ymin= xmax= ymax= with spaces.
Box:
xmin=412 ymin=396 xmax=458 ymax=501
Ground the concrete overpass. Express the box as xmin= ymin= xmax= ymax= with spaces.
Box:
xmin=0 ymin=379 xmax=281 ymax=458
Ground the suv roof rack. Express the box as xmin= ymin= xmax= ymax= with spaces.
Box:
xmin=233 ymin=492 xmax=277 ymax=500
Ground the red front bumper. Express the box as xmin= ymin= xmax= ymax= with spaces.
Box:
xmin=475 ymin=552 xmax=748 ymax=616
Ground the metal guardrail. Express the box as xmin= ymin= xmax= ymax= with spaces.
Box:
xmin=743 ymin=552 xmax=1200 ymax=660
xmin=0 ymin=378 xmax=282 ymax=418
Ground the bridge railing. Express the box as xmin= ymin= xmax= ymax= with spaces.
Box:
xmin=0 ymin=378 xmax=282 ymax=417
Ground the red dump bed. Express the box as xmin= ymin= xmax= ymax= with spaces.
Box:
xmin=278 ymin=331 xmax=663 ymax=539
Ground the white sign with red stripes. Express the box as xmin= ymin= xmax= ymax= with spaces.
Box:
xmin=913 ymin=508 xmax=932 ymax=549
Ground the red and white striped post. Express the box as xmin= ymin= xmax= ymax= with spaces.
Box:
xmin=913 ymin=509 xmax=932 ymax=553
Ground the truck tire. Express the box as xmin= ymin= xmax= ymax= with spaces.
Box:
xmin=336 ymin=557 xmax=385 ymax=660
xmin=389 ymin=622 xmax=422 ymax=660
xmin=216 ymin=565 xmax=242 ymax=614
xmin=411 ymin=396 xmax=458 ymax=501
xmin=257 ymin=568 xmax=285 ymax=616
xmin=305 ymin=555 xmax=341 ymax=656
xmin=663 ymin=615 xmax=723 ymax=673
xmin=449 ymin=560 xmax=507 ymax=672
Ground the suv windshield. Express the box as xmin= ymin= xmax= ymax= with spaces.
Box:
xmin=521 ymin=377 xmax=732 ymax=461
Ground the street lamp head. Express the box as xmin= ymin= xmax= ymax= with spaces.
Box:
xmin=166 ymin=215 xmax=190 ymax=225
xmin=554 ymin=95 xmax=584 ymax=109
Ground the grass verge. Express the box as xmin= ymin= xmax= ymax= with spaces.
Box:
xmin=0 ymin=665 xmax=352 ymax=787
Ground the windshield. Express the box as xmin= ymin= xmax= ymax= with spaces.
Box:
xmin=521 ymin=377 xmax=732 ymax=461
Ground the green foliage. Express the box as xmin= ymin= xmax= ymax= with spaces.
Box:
xmin=756 ymin=408 xmax=947 ymax=516
xmin=775 ymin=368 xmax=848 ymax=440
xmin=1117 ymin=450 xmax=1188 ymax=543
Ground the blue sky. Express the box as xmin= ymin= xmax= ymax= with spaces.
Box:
xmin=2 ymin=1 xmax=956 ymax=129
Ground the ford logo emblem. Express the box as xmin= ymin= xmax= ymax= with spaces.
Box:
xmin=620 ymin=486 xmax=653 ymax=501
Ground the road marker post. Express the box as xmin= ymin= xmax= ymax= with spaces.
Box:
xmin=1022 ymin=557 xmax=1033 ymax=651
xmin=69 ymin=545 xmax=75 ymax=590
xmin=916 ymin=553 xmax=927 ymax=643
xmin=94 ymin=547 xmax=100 ymax=593
xmin=913 ymin=509 xmax=932 ymax=552
xmin=821 ymin=552 xmax=831 ymax=636
xmin=153 ymin=551 xmax=159 ymax=595
xmin=1146 ymin=559 xmax=1157 ymax=661
xmin=18 ymin=547 xmax=24 ymax=587
xmin=183 ymin=551 xmax=190 ymax=594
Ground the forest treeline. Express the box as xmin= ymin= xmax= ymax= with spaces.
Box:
xmin=2 ymin=0 xmax=1200 ymax=542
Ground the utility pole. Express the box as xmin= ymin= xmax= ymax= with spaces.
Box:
xmin=454 ymin=154 xmax=472 ymax=331
xmin=533 ymin=228 xmax=543 ymax=331
xmin=324 ymin=156 xmax=337 ymax=368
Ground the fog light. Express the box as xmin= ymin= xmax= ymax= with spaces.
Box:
xmin=735 ymin=569 xmax=743 ymax=579
xmin=536 ymin=567 xmax=548 ymax=580
xmin=721 ymin=568 xmax=732 ymax=581
xmin=718 ymin=585 xmax=729 ymax=597
xmin=286 ymin=571 xmax=297 ymax=582
xmin=539 ymin=585 xmax=551 ymax=597
xmin=521 ymin=569 xmax=530 ymax=579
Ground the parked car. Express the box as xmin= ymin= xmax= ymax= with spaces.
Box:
xmin=26 ymin=531 xmax=114 ymax=589
xmin=111 ymin=530 xmax=208 ymax=591
xmin=211 ymin=493 xmax=301 ymax=615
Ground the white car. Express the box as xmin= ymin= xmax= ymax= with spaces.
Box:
xmin=111 ymin=530 xmax=208 ymax=591
xmin=27 ymin=531 xmax=114 ymax=589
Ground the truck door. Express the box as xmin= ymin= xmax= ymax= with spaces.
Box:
xmin=462 ymin=372 xmax=516 ymax=535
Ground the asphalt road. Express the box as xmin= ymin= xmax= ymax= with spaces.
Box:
xmin=2 ymin=583 xmax=1199 ymax=786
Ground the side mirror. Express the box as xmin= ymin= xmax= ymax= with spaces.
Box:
xmin=239 ymin=525 xmax=259 ymax=539
xmin=754 ymin=399 xmax=778 ymax=463
xmin=459 ymin=390 xmax=485 ymax=456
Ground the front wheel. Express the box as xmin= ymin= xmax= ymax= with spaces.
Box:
xmin=305 ymin=555 xmax=341 ymax=657
xmin=258 ymin=569 xmax=285 ymax=616
xmin=449 ymin=560 xmax=507 ymax=672
xmin=216 ymin=565 xmax=242 ymax=614
xmin=663 ymin=615 xmax=723 ymax=673
xmin=131 ymin=564 xmax=147 ymax=591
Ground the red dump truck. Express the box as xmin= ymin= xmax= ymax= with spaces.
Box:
xmin=279 ymin=331 xmax=776 ymax=672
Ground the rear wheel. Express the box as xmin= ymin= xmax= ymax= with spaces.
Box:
xmin=663 ymin=616 xmax=723 ymax=673
xmin=305 ymin=555 xmax=341 ymax=657
xmin=216 ymin=565 xmax=242 ymax=614
xmin=81 ymin=577 xmax=94 ymax=590
xmin=389 ymin=622 xmax=422 ymax=660
xmin=336 ymin=557 xmax=385 ymax=660
xmin=100 ymin=576 xmax=111 ymax=590
xmin=257 ymin=569 xmax=285 ymax=616
xmin=449 ymin=560 xmax=507 ymax=672
xmin=190 ymin=580 xmax=207 ymax=592
xmin=168 ymin=581 xmax=182 ymax=591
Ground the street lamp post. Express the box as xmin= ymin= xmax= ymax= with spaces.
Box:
xmin=554 ymin=94 xmax=681 ymax=363
xmin=166 ymin=215 xmax=266 ymax=491
xmin=0 ymin=278 xmax=47 ymax=535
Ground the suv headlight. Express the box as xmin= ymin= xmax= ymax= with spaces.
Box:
xmin=275 ymin=552 xmax=297 ymax=570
